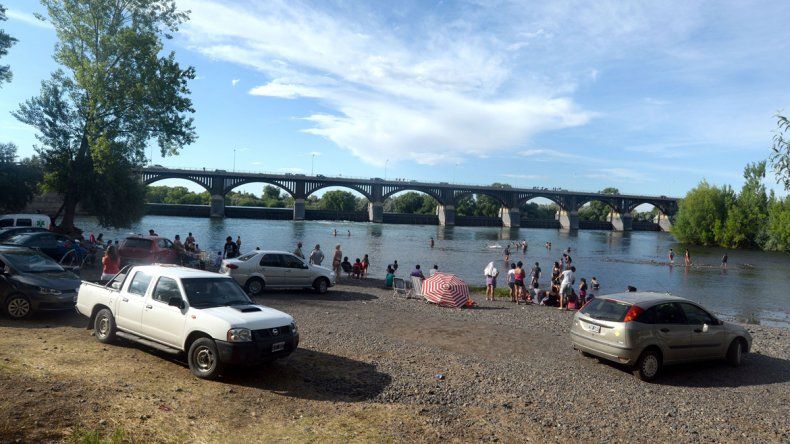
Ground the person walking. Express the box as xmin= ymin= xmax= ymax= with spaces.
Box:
xmin=332 ymin=245 xmax=342 ymax=280
xmin=429 ymin=237 xmax=435 ymax=248
xmin=721 ymin=253 xmax=728 ymax=269
xmin=559 ymin=266 xmax=576 ymax=310
xmin=309 ymin=244 xmax=324 ymax=266
xmin=294 ymin=242 xmax=305 ymax=259
xmin=668 ymin=248 xmax=675 ymax=265
xmin=484 ymin=261 xmax=499 ymax=301
xmin=100 ymin=245 xmax=121 ymax=282
xmin=530 ymin=262 xmax=541 ymax=287
xmin=684 ymin=249 xmax=692 ymax=267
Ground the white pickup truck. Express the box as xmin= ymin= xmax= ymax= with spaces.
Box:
xmin=75 ymin=265 xmax=299 ymax=379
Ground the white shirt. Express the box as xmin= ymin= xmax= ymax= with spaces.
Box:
xmin=560 ymin=269 xmax=575 ymax=286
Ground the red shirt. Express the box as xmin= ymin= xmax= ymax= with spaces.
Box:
xmin=102 ymin=256 xmax=120 ymax=275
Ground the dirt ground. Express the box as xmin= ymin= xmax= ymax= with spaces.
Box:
xmin=0 ymin=279 xmax=788 ymax=443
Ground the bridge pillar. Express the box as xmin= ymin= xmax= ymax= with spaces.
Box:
xmin=368 ymin=201 xmax=384 ymax=223
xmin=657 ymin=213 xmax=672 ymax=232
xmin=610 ymin=211 xmax=633 ymax=231
xmin=210 ymin=194 xmax=225 ymax=218
xmin=501 ymin=207 xmax=520 ymax=228
xmin=558 ymin=210 xmax=579 ymax=230
xmin=293 ymin=198 xmax=306 ymax=220
xmin=438 ymin=205 xmax=455 ymax=226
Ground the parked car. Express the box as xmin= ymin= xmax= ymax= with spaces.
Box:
xmin=0 ymin=227 xmax=48 ymax=243
xmin=118 ymin=235 xmax=178 ymax=266
xmin=0 ymin=213 xmax=50 ymax=229
xmin=76 ymin=265 xmax=299 ymax=379
xmin=220 ymin=250 xmax=335 ymax=295
xmin=570 ymin=292 xmax=752 ymax=381
xmin=3 ymin=232 xmax=76 ymax=262
xmin=0 ymin=245 xmax=81 ymax=318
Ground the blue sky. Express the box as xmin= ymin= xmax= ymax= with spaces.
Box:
xmin=1 ymin=0 xmax=789 ymax=199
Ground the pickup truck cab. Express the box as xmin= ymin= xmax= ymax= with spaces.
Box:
xmin=76 ymin=265 xmax=299 ymax=379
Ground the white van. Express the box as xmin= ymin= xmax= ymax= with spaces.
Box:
xmin=0 ymin=214 xmax=51 ymax=229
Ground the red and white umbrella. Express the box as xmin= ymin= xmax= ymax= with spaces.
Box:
xmin=422 ymin=273 xmax=470 ymax=308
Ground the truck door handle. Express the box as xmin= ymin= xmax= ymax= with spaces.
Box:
xmin=122 ymin=297 xmax=129 ymax=302
xmin=145 ymin=304 xmax=153 ymax=309
xmin=660 ymin=328 xmax=670 ymax=333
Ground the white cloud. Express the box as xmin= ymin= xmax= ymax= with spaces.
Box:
xmin=231 ymin=79 xmax=240 ymax=87
xmin=177 ymin=0 xmax=594 ymax=166
xmin=5 ymin=10 xmax=53 ymax=29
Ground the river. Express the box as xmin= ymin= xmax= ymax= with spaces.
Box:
xmin=75 ymin=215 xmax=789 ymax=328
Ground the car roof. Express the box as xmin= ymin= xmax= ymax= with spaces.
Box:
xmin=123 ymin=235 xmax=166 ymax=240
xmin=601 ymin=291 xmax=691 ymax=306
xmin=0 ymin=244 xmax=39 ymax=253
xmin=236 ymin=250 xmax=294 ymax=256
xmin=130 ymin=265 xmax=232 ymax=279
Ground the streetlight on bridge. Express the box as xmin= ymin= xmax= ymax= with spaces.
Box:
xmin=384 ymin=159 xmax=389 ymax=180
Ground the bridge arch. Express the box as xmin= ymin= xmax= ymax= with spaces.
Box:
xmin=382 ymin=187 xmax=444 ymax=206
xmin=517 ymin=194 xmax=567 ymax=211
xmin=452 ymin=190 xmax=508 ymax=208
xmin=142 ymin=174 xmax=212 ymax=193
xmin=223 ymin=179 xmax=296 ymax=200
xmin=574 ymin=197 xmax=621 ymax=214
xmin=305 ymin=183 xmax=373 ymax=202
xmin=626 ymin=200 xmax=673 ymax=215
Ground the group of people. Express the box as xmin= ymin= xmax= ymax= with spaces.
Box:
xmin=484 ymin=246 xmax=601 ymax=310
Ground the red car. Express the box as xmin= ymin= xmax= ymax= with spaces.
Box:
xmin=118 ymin=236 xmax=178 ymax=266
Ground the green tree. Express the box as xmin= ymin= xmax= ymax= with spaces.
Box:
xmin=771 ymin=114 xmax=790 ymax=190
xmin=520 ymin=202 xmax=557 ymax=219
xmin=475 ymin=194 xmax=501 ymax=217
xmin=0 ymin=143 xmax=43 ymax=212
xmin=15 ymin=0 xmax=196 ymax=232
xmin=719 ymin=162 xmax=769 ymax=248
xmin=318 ymin=190 xmax=359 ymax=212
xmin=763 ymin=195 xmax=790 ymax=251
xmin=0 ymin=3 xmax=17 ymax=86
xmin=672 ymin=181 xmax=732 ymax=246
xmin=455 ymin=195 xmax=476 ymax=216
xmin=579 ymin=187 xmax=619 ymax=222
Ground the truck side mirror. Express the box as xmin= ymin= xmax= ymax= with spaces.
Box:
xmin=168 ymin=297 xmax=185 ymax=309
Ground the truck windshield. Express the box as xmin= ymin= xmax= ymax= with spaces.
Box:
xmin=3 ymin=251 xmax=65 ymax=273
xmin=181 ymin=278 xmax=252 ymax=308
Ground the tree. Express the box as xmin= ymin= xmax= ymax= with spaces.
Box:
xmin=0 ymin=143 xmax=42 ymax=212
xmin=771 ymin=114 xmax=790 ymax=190
xmin=719 ymin=162 xmax=769 ymax=248
xmin=455 ymin=195 xmax=476 ymax=216
xmin=579 ymin=187 xmax=619 ymax=222
xmin=763 ymin=195 xmax=790 ymax=251
xmin=389 ymin=192 xmax=437 ymax=214
xmin=520 ymin=202 xmax=557 ymax=219
xmin=0 ymin=3 xmax=17 ymax=86
xmin=318 ymin=190 xmax=359 ymax=212
xmin=14 ymin=0 xmax=196 ymax=232
xmin=672 ymin=181 xmax=732 ymax=246
xmin=475 ymin=194 xmax=501 ymax=217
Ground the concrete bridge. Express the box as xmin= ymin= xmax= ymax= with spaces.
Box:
xmin=138 ymin=167 xmax=678 ymax=231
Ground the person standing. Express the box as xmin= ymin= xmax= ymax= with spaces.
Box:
xmin=429 ymin=264 xmax=439 ymax=276
xmin=530 ymin=262 xmax=541 ymax=287
xmin=294 ymin=242 xmax=305 ymax=259
xmin=223 ymin=236 xmax=238 ymax=259
xmin=429 ymin=237 xmax=435 ymax=248
xmin=100 ymin=245 xmax=121 ymax=282
xmin=362 ymin=254 xmax=370 ymax=277
xmin=236 ymin=236 xmax=242 ymax=251
xmin=721 ymin=253 xmax=728 ymax=269
xmin=669 ymin=248 xmax=675 ymax=265
xmin=579 ymin=278 xmax=588 ymax=305
xmin=506 ymin=263 xmax=517 ymax=303
xmin=503 ymin=246 xmax=510 ymax=265
xmin=684 ymin=249 xmax=692 ymax=267
xmin=484 ymin=262 xmax=499 ymax=301
xmin=559 ymin=266 xmax=576 ymax=310
xmin=332 ymin=245 xmax=342 ymax=280
xmin=514 ymin=261 xmax=526 ymax=303
xmin=309 ymin=244 xmax=324 ymax=266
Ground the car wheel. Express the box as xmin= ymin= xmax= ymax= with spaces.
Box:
xmin=245 ymin=277 xmax=264 ymax=296
xmin=634 ymin=349 xmax=662 ymax=382
xmin=726 ymin=338 xmax=745 ymax=367
xmin=578 ymin=349 xmax=594 ymax=358
xmin=188 ymin=338 xmax=223 ymax=379
xmin=5 ymin=294 xmax=32 ymax=319
xmin=94 ymin=308 xmax=116 ymax=344
xmin=314 ymin=277 xmax=329 ymax=294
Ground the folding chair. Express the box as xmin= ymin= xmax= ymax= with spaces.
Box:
xmin=392 ymin=277 xmax=410 ymax=298
xmin=410 ymin=276 xmax=424 ymax=299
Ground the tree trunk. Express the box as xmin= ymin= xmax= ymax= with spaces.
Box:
xmin=58 ymin=193 xmax=78 ymax=235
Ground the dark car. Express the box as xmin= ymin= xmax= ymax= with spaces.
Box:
xmin=0 ymin=245 xmax=81 ymax=318
xmin=0 ymin=227 xmax=48 ymax=243
xmin=118 ymin=235 xmax=178 ymax=266
xmin=4 ymin=232 xmax=75 ymax=262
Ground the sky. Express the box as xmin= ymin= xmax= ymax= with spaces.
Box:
xmin=1 ymin=0 xmax=789 ymax=200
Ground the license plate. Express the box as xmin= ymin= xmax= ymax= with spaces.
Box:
xmin=585 ymin=322 xmax=601 ymax=333
xmin=272 ymin=342 xmax=285 ymax=352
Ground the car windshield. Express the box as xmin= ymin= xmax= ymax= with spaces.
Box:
xmin=236 ymin=252 xmax=258 ymax=262
xmin=4 ymin=234 xmax=32 ymax=245
xmin=3 ymin=251 xmax=65 ymax=273
xmin=181 ymin=277 xmax=252 ymax=308
xmin=123 ymin=238 xmax=152 ymax=249
xmin=581 ymin=298 xmax=632 ymax=322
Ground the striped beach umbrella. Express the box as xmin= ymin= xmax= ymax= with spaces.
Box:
xmin=422 ymin=272 xmax=470 ymax=308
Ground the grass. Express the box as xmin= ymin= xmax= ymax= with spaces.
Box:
xmin=469 ymin=285 xmax=513 ymax=298
xmin=68 ymin=427 xmax=129 ymax=444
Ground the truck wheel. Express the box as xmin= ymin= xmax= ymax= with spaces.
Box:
xmin=188 ymin=338 xmax=223 ymax=379
xmin=94 ymin=308 xmax=117 ymax=344
xmin=633 ymin=349 xmax=662 ymax=382
xmin=5 ymin=294 xmax=31 ymax=319
xmin=245 ymin=277 xmax=264 ymax=296
xmin=313 ymin=277 xmax=329 ymax=294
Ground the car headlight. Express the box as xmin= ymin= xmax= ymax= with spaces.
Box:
xmin=291 ymin=322 xmax=298 ymax=335
xmin=37 ymin=287 xmax=62 ymax=295
xmin=226 ymin=328 xmax=252 ymax=342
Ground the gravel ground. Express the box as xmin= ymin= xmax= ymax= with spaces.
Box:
xmin=0 ymin=278 xmax=788 ymax=442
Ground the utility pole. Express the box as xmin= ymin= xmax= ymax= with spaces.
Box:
xmin=233 ymin=148 xmax=237 ymax=172
xmin=384 ymin=159 xmax=389 ymax=180
xmin=311 ymin=153 xmax=315 ymax=176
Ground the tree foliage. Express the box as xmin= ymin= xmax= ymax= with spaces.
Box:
xmin=763 ymin=196 xmax=790 ymax=251
xmin=579 ymin=187 xmax=619 ymax=221
xmin=317 ymin=190 xmax=360 ymax=212
xmin=0 ymin=3 xmax=17 ymax=86
xmin=672 ymin=181 xmax=731 ymax=246
xmin=14 ymin=0 xmax=196 ymax=231
xmin=0 ymin=143 xmax=43 ymax=212
xmin=386 ymin=192 xmax=437 ymax=214
xmin=771 ymin=114 xmax=790 ymax=191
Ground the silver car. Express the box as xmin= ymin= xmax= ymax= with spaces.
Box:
xmin=570 ymin=292 xmax=752 ymax=381
xmin=220 ymin=250 xmax=336 ymax=295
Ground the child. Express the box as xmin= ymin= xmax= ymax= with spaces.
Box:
xmin=591 ymin=277 xmax=600 ymax=291
xmin=579 ymin=278 xmax=588 ymax=305
xmin=352 ymin=258 xmax=363 ymax=279
xmin=385 ymin=265 xmax=395 ymax=288
xmin=361 ymin=254 xmax=370 ymax=277
xmin=506 ymin=263 xmax=517 ymax=302
xmin=532 ymin=281 xmax=540 ymax=304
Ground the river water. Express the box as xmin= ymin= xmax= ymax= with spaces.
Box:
xmin=75 ymin=215 xmax=789 ymax=328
